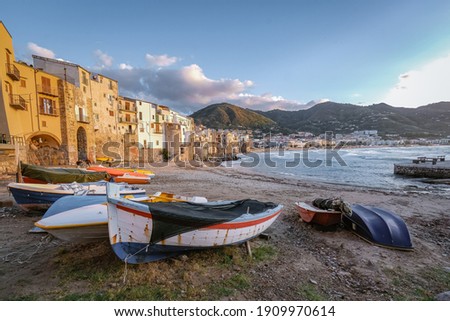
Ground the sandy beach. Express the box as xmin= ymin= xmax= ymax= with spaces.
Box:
xmin=0 ymin=162 xmax=449 ymax=300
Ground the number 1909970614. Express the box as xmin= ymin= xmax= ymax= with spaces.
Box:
xmin=255 ymin=305 xmax=336 ymax=317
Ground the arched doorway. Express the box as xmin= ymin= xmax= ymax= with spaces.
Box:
xmin=28 ymin=133 xmax=63 ymax=165
xmin=77 ymin=127 xmax=88 ymax=161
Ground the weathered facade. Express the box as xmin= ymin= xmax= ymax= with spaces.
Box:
xmin=90 ymin=74 xmax=120 ymax=159
xmin=33 ymin=56 xmax=96 ymax=164
xmin=1 ymin=21 xmax=245 ymax=169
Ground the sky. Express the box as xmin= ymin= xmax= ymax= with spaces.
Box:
xmin=2 ymin=0 xmax=450 ymax=115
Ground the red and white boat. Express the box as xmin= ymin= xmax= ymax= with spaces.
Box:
xmin=106 ymin=183 xmax=283 ymax=264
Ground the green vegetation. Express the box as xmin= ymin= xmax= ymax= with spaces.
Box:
xmin=191 ymin=101 xmax=450 ymax=138
xmin=190 ymin=102 xmax=276 ymax=130
xmin=296 ymin=283 xmax=326 ymax=301
xmin=43 ymin=241 xmax=276 ymax=300
xmin=386 ymin=266 xmax=450 ymax=300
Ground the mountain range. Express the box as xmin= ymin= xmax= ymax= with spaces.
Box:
xmin=190 ymin=102 xmax=450 ymax=138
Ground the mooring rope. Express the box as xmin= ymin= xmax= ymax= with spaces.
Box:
xmin=121 ymin=244 xmax=150 ymax=284
xmin=1 ymin=234 xmax=60 ymax=264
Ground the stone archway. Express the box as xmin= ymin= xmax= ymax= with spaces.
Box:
xmin=77 ymin=126 xmax=88 ymax=161
xmin=28 ymin=133 xmax=63 ymax=165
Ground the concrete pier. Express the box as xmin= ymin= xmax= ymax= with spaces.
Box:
xmin=394 ymin=156 xmax=450 ymax=178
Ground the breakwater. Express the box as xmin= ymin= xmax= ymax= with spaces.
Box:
xmin=394 ymin=156 xmax=450 ymax=178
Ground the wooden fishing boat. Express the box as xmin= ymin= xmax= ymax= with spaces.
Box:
xmin=106 ymin=183 xmax=284 ymax=264
xmin=115 ymin=168 xmax=156 ymax=178
xmin=113 ymin=172 xmax=152 ymax=184
xmin=87 ymin=166 xmax=154 ymax=184
xmin=20 ymin=162 xmax=110 ymax=184
xmin=8 ymin=182 xmax=145 ymax=212
xmin=295 ymin=201 xmax=342 ymax=226
xmin=342 ymin=204 xmax=413 ymax=250
xmin=33 ymin=192 xmax=208 ymax=242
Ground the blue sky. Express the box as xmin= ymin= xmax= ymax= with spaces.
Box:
xmin=2 ymin=0 xmax=450 ymax=114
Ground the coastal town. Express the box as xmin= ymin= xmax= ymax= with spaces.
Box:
xmin=0 ymin=15 xmax=449 ymax=310
xmin=2 ymin=20 xmax=450 ymax=175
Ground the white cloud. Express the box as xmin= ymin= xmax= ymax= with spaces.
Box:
xmin=230 ymin=93 xmax=328 ymax=111
xmin=101 ymin=62 xmax=324 ymax=114
xmin=27 ymin=42 xmax=55 ymax=59
xmin=119 ymin=63 xmax=133 ymax=70
xmin=384 ymin=53 xmax=450 ymax=107
xmin=94 ymin=49 xmax=113 ymax=68
xmin=145 ymin=53 xmax=178 ymax=67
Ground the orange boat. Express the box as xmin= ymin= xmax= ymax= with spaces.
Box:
xmin=113 ymin=172 xmax=152 ymax=184
xmin=295 ymin=201 xmax=342 ymax=226
xmin=87 ymin=166 xmax=153 ymax=184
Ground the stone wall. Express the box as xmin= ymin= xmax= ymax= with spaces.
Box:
xmin=394 ymin=163 xmax=450 ymax=178
xmin=0 ymin=144 xmax=27 ymax=174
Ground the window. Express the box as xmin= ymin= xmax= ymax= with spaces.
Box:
xmin=156 ymin=140 xmax=159 ymax=146
xmin=108 ymin=80 xmax=113 ymax=90
xmin=39 ymin=97 xmax=55 ymax=115
xmin=109 ymin=110 xmax=114 ymax=116
xmin=42 ymin=120 xmax=47 ymax=127
xmin=139 ymin=112 xmax=142 ymax=120
xmin=82 ymin=71 xmax=88 ymax=85
xmin=20 ymin=79 xmax=26 ymax=88
xmin=152 ymin=115 xmax=155 ymax=120
xmin=41 ymin=76 xmax=51 ymax=92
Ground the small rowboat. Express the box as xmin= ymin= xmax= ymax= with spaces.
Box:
xmin=34 ymin=192 xmax=208 ymax=243
xmin=113 ymin=173 xmax=152 ymax=184
xmin=20 ymin=162 xmax=110 ymax=184
xmin=342 ymin=205 xmax=413 ymax=250
xmin=7 ymin=182 xmax=145 ymax=212
xmin=106 ymin=183 xmax=283 ymax=264
xmin=87 ymin=166 xmax=154 ymax=184
xmin=295 ymin=201 xmax=342 ymax=226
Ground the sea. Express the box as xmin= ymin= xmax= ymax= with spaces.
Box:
xmin=223 ymin=145 xmax=450 ymax=193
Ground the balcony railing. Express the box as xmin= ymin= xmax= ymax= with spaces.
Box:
xmin=5 ymin=63 xmax=20 ymax=81
xmin=9 ymin=94 xmax=27 ymax=110
xmin=37 ymin=85 xmax=59 ymax=96
xmin=39 ymin=105 xmax=58 ymax=116
xmin=118 ymin=104 xmax=137 ymax=112
xmin=125 ymin=129 xmax=136 ymax=135
xmin=76 ymin=113 xmax=90 ymax=123
xmin=119 ymin=117 xmax=137 ymax=123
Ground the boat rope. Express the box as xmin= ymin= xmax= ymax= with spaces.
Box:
xmin=1 ymin=234 xmax=58 ymax=264
xmin=121 ymin=244 xmax=150 ymax=284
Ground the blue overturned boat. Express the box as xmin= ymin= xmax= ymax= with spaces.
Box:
xmin=342 ymin=204 xmax=413 ymax=250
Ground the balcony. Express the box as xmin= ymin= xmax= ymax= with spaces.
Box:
xmin=39 ymin=105 xmax=58 ymax=116
xmin=5 ymin=63 xmax=20 ymax=81
xmin=37 ymin=85 xmax=58 ymax=97
xmin=9 ymin=94 xmax=27 ymax=110
xmin=118 ymin=104 xmax=137 ymax=112
xmin=125 ymin=129 xmax=136 ymax=135
xmin=76 ymin=113 xmax=90 ymax=123
xmin=119 ymin=117 xmax=137 ymax=124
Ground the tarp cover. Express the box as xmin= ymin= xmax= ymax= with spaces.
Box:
xmin=140 ymin=199 xmax=278 ymax=245
xmin=21 ymin=162 xmax=110 ymax=183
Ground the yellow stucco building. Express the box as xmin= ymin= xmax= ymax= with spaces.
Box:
xmin=0 ymin=21 xmax=202 ymax=167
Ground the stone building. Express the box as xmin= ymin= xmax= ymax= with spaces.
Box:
xmin=90 ymin=73 xmax=120 ymax=159
xmin=33 ymin=56 xmax=96 ymax=164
